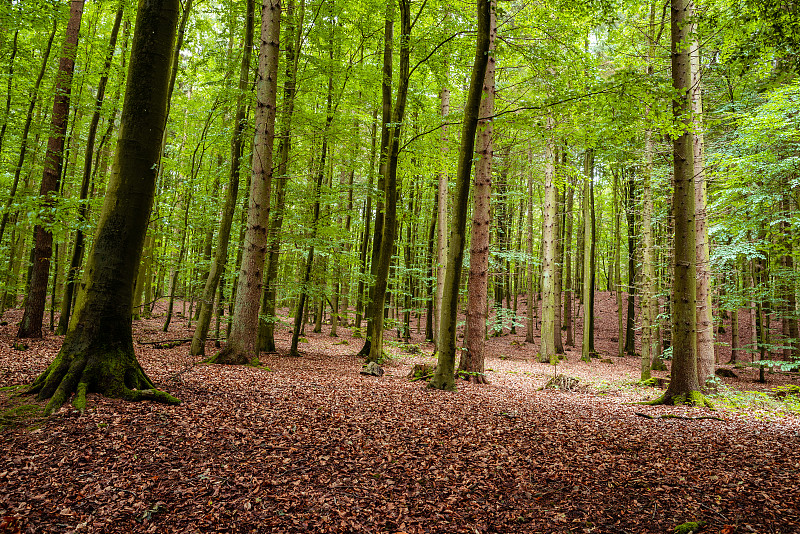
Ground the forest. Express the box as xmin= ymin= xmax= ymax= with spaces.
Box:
xmin=0 ymin=0 xmax=799 ymax=532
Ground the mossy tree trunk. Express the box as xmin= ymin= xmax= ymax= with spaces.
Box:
xmin=18 ymin=0 xmax=85 ymax=338
xmin=27 ymin=0 xmax=181 ymax=414
xmin=190 ymin=0 xmax=255 ymax=357
xmin=210 ymin=0 xmax=281 ymax=365
xmin=429 ymin=0 xmax=490 ymax=391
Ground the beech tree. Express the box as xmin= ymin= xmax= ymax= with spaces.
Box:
xmin=26 ymin=0 xmax=181 ymax=414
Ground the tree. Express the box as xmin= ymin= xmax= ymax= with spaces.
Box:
xmin=429 ymin=0 xmax=490 ymax=392
xmin=56 ymin=1 xmax=125 ymax=335
xmin=26 ymin=0 xmax=181 ymax=414
xmin=581 ymin=148 xmax=596 ymax=362
xmin=460 ymin=0 xmax=496 ymax=384
xmin=647 ymin=0 xmax=710 ymax=407
xmin=190 ymin=0 xmax=256 ymax=357
xmin=540 ymin=124 xmax=558 ymax=364
xmin=209 ymin=0 xmax=281 ymax=365
xmin=18 ymin=0 xmax=85 ymax=338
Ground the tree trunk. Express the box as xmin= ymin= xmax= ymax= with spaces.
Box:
xmin=435 ymin=85 xmax=450 ymax=350
xmin=19 ymin=0 xmax=85 ymax=339
xmin=56 ymin=2 xmax=125 ymax=334
xmin=563 ymin=153 xmax=574 ymax=347
xmin=581 ymin=149 xmax=596 ymax=361
xmin=540 ymin=122 xmax=557 ymax=364
xmin=429 ymin=0 xmax=490 ymax=391
xmin=210 ymin=0 xmax=281 ymax=365
xmin=190 ymin=0 xmax=255 ymax=356
xmin=365 ymin=0 xmax=411 ymax=364
xmin=525 ymin=146 xmax=535 ymax=344
xmin=258 ymin=0 xmax=303 ymax=352
xmin=27 ymin=0 xmax=181 ymax=414
xmin=460 ymin=0 xmax=495 ymax=384
xmin=650 ymin=0 xmax=709 ymax=406
xmin=692 ymin=33 xmax=714 ymax=385
xmin=624 ymin=168 xmax=637 ymax=356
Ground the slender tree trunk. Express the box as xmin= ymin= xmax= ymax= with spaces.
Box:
xmin=581 ymin=149 xmax=596 ymax=361
xmin=358 ymin=6 xmax=393 ymax=358
xmin=540 ymin=121 xmax=557 ymax=364
xmin=460 ymin=0 xmax=495 ymax=383
xmin=365 ymin=0 xmax=411 ymax=365
xmin=259 ymin=0 xmax=303 ymax=351
xmin=525 ymin=146 xmax=536 ymax=344
xmin=27 ymin=0 xmax=181 ymax=414
xmin=624 ymin=169 xmax=637 ymax=356
xmin=553 ymin=153 xmax=564 ymax=354
xmin=435 ymin=86 xmax=450 ymax=350
xmin=563 ymin=154 xmax=574 ymax=347
xmin=19 ymin=0 xmax=85 ymax=339
xmin=429 ymin=0 xmax=489 ymax=391
xmin=692 ymin=33 xmax=714 ymax=385
xmin=190 ymin=0 xmax=255 ymax=356
xmin=210 ymin=0 xmax=281 ymax=365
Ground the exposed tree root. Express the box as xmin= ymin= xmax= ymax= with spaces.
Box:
xmin=27 ymin=347 xmax=180 ymax=415
xmin=205 ymin=344 xmax=256 ymax=365
xmin=635 ymin=412 xmax=723 ymax=421
xmin=458 ymin=370 xmax=489 ymax=384
xmin=638 ymin=390 xmax=714 ymax=409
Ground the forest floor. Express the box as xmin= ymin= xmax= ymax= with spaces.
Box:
xmin=1 ymin=292 xmax=799 ymax=534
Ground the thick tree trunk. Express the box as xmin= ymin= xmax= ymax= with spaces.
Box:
xmin=19 ymin=0 xmax=85 ymax=339
xmin=429 ymin=0 xmax=490 ymax=391
xmin=27 ymin=0 xmax=181 ymax=414
xmin=460 ymin=0 xmax=495 ymax=384
xmin=210 ymin=0 xmax=281 ymax=365
xmin=190 ymin=0 xmax=255 ymax=356
xmin=525 ymin=146 xmax=536 ymax=344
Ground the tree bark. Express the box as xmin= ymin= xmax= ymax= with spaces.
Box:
xmin=258 ymin=0 xmax=303 ymax=352
xmin=540 ymin=121 xmax=557 ymax=364
xmin=19 ymin=0 xmax=85 ymax=338
xmin=581 ymin=149 xmax=596 ymax=361
xmin=365 ymin=0 xmax=411 ymax=364
xmin=57 ymin=2 xmax=125 ymax=335
xmin=429 ymin=0 xmax=490 ymax=391
xmin=692 ymin=34 xmax=714 ymax=385
xmin=435 ymin=85 xmax=450 ymax=350
xmin=460 ymin=0 xmax=495 ymax=383
xmin=27 ymin=0 xmax=181 ymax=414
xmin=650 ymin=0 xmax=709 ymax=406
xmin=210 ymin=0 xmax=281 ymax=365
xmin=190 ymin=0 xmax=255 ymax=356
